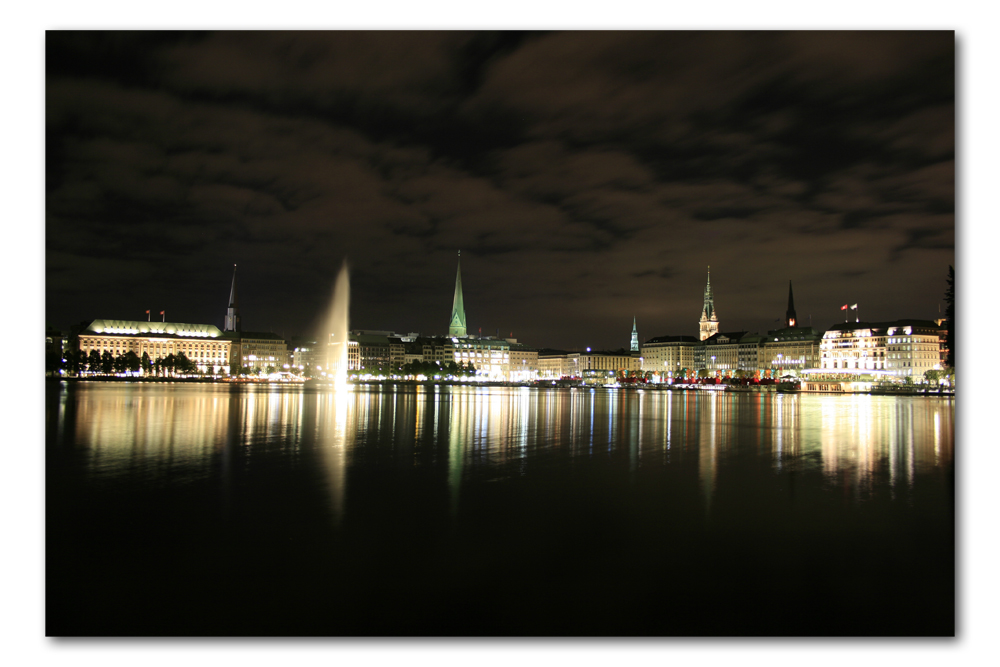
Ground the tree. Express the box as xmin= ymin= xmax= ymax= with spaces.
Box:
xmin=100 ymin=350 xmax=114 ymax=374
xmin=141 ymin=352 xmax=153 ymax=376
xmin=88 ymin=350 xmax=101 ymax=374
xmin=174 ymin=352 xmax=197 ymax=374
xmin=945 ymin=265 xmax=954 ymax=367
xmin=125 ymin=351 xmax=141 ymax=374
xmin=64 ymin=349 xmax=82 ymax=376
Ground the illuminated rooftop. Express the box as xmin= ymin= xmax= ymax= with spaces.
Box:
xmin=84 ymin=319 xmax=224 ymax=339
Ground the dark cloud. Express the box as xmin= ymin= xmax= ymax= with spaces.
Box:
xmin=46 ymin=31 xmax=954 ymax=348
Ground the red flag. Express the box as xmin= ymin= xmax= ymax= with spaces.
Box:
xmin=160 ymin=311 xmax=165 ymax=315
xmin=840 ymin=304 xmax=848 ymax=311
xmin=145 ymin=310 xmax=150 ymax=314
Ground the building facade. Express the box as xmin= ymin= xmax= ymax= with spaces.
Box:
xmin=226 ymin=331 xmax=290 ymax=373
xmin=640 ymin=335 xmax=700 ymax=378
xmin=819 ymin=320 xmax=943 ymax=377
xmin=760 ymin=327 xmax=823 ymax=374
xmin=77 ymin=319 xmax=232 ymax=374
xmin=507 ymin=341 xmax=539 ymax=382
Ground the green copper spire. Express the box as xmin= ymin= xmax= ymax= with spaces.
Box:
xmin=449 ymin=250 xmax=467 ymax=337
xmin=630 ymin=316 xmax=639 ymax=353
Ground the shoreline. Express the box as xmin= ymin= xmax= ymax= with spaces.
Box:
xmin=46 ymin=375 xmax=954 ymax=396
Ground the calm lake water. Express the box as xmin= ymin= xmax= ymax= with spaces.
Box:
xmin=46 ymin=381 xmax=954 ymax=636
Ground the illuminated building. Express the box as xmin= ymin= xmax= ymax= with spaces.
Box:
xmin=217 ymin=265 xmax=290 ymax=373
xmin=758 ymin=282 xmax=823 ymax=374
xmin=761 ymin=327 xmax=822 ymax=374
xmin=350 ymin=332 xmax=392 ymax=372
xmin=507 ymin=341 xmax=539 ymax=382
xmin=640 ymin=335 xmax=699 ymax=377
xmin=698 ymin=267 xmax=720 ymax=341
xmin=226 ymin=331 xmax=290 ymax=373
xmin=819 ymin=320 xmax=943 ymax=377
xmin=290 ymin=338 xmax=321 ymax=374
xmin=536 ymin=349 xmax=640 ymax=381
xmin=699 ymin=331 xmax=765 ymax=374
xmin=934 ymin=318 xmax=950 ymax=367
xmin=451 ymin=336 xmax=510 ymax=380
xmin=77 ymin=319 xmax=232 ymax=374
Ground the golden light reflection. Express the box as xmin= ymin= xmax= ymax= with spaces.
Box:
xmin=699 ymin=393 xmax=718 ymax=513
xmin=317 ymin=385 xmax=352 ymax=525
xmin=59 ymin=384 xmax=954 ymax=523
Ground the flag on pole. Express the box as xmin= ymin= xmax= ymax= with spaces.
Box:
xmin=850 ymin=304 xmax=858 ymax=310
xmin=841 ymin=304 xmax=848 ymax=310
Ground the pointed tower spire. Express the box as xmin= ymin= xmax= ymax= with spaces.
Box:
xmin=448 ymin=250 xmax=467 ymax=337
xmin=698 ymin=266 xmax=719 ymax=341
xmin=224 ymin=264 xmax=241 ymax=332
xmin=785 ymin=280 xmax=797 ymax=328
xmin=630 ymin=316 xmax=639 ymax=353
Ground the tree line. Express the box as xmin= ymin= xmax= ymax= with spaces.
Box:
xmin=52 ymin=349 xmax=202 ymax=376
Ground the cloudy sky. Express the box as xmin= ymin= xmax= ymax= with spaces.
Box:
xmin=45 ymin=30 xmax=954 ymax=349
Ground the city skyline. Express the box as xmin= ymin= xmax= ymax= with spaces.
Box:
xmin=46 ymin=31 xmax=954 ymax=350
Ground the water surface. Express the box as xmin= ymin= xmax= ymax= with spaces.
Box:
xmin=46 ymin=382 xmax=954 ymax=636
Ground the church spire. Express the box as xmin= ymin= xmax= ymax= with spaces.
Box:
xmin=630 ymin=317 xmax=639 ymax=353
xmin=224 ymin=264 xmax=241 ymax=332
xmin=448 ymin=250 xmax=467 ymax=338
xmin=785 ymin=280 xmax=797 ymax=328
xmin=698 ymin=266 xmax=719 ymax=341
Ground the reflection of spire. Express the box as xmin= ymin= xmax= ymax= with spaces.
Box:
xmin=786 ymin=280 xmax=797 ymax=328
xmin=449 ymin=250 xmax=467 ymax=337
xmin=630 ymin=317 xmax=639 ymax=353
xmin=224 ymin=264 xmax=241 ymax=332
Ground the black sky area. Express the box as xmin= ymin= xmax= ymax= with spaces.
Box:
xmin=45 ymin=30 xmax=954 ymax=349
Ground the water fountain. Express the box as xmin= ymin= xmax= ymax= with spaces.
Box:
xmin=322 ymin=261 xmax=350 ymax=390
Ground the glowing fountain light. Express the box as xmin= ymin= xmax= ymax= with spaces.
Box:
xmin=322 ymin=260 xmax=351 ymax=391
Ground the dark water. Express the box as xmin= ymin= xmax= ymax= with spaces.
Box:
xmin=46 ymin=382 xmax=954 ymax=636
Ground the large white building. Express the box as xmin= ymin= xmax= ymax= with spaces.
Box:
xmin=77 ymin=319 xmax=232 ymax=374
xmin=819 ymin=320 xmax=944 ymax=377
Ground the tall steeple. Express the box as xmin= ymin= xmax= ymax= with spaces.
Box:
xmin=698 ymin=266 xmax=719 ymax=341
xmin=448 ymin=251 xmax=467 ymax=338
xmin=224 ymin=264 xmax=241 ymax=332
xmin=630 ymin=317 xmax=639 ymax=353
xmin=785 ymin=280 xmax=797 ymax=328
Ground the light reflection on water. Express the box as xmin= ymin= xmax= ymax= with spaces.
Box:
xmin=56 ymin=383 xmax=954 ymax=518
xmin=48 ymin=381 xmax=955 ymax=635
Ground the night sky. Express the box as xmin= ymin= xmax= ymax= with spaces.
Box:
xmin=45 ymin=31 xmax=954 ymax=349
